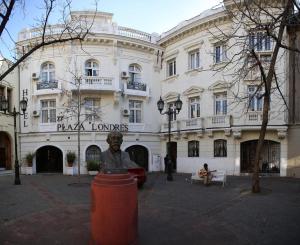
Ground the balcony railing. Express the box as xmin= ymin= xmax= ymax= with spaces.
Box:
xmin=37 ymin=81 xmax=58 ymax=90
xmin=206 ymin=115 xmax=231 ymax=128
xmin=124 ymin=81 xmax=149 ymax=97
xmin=71 ymin=76 xmax=115 ymax=91
xmin=161 ymin=120 xmax=180 ymax=132
xmin=181 ymin=118 xmax=203 ymax=131
xmin=127 ymin=82 xmax=146 ymax=91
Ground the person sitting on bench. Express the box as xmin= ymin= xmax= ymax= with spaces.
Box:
xmin=198 ymin=163 xmax=216 ymax=186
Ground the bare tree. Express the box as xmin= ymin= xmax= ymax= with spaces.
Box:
xmin=210 ymin=0 xmax=300 ymax=192
xmin=0 ymin=0 xmax=97 ymax=83
xmin=57 ymin=70 xmax=102 ymax=178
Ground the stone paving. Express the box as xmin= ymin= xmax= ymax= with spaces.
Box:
xmin=0 ymin=173 xmax=300 ymax=245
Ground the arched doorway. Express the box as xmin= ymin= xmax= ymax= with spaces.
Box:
xmin=241 ymin=140 xmax=280 ymax=173
xmin=36 ymin=146 xmax=63 ymax=173
xmin=125 ymin=145 xmax=149 ymax=171
xmin=0 ymin=132 xmax=12 ymax=170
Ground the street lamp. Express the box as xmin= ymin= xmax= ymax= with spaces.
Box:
xmin=0 ymin=96 xmax=27 ymax=185
xmin=157 ymin=95 xmax=182 ymax=181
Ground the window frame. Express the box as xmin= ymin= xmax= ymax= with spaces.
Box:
xmin=214 ymin=139 xmax=227 ymax=157
xmin=41 ymin=99 xmax=56 ymax=123
xmin=188 ymin=140 xmax=199 ymax=157
xmin=214 ymin=93 xmax=227 ymax=115
xmin=129 ymin=100 xmax=143 ymax=123
xmin=85 ymin=59 xmax=99 ymax=77
xmin=129 ymin=64 xmax=142 ymax=83
xmin=167 ymin=58 xmax=176 ymax=77
xmin=248 ymin=85 xmax=263 ymax=111
xmin=214 ymin=44 xmax=227 ymax=64
xmin=41 ymin=62 xmax=55 ymax=83
xmin=188 ymin=49 xmax=200 ymax=70
xmin=86 ymin=145 xmax=101 ymax=162
xmin=84 ymin=97 xmax=101 ymax=122
xmin=189 ymin=97 xmax=200 ymax=119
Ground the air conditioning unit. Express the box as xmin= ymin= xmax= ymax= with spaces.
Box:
xmin=122 ymin=109 xmax=129 ymax=117
xmin=32 ymin=110 xmax=40 ymax=117
xmin=32 ymin=73 xmax=39 ymax=80
xmin=121 ymin=71 xmax=129 ymax=78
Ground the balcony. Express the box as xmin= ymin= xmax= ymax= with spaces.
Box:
xmin=33 ymin=80 xmax=62 ymax=96
xmin=206 ymin=115 xmax=231 ymax=129
xmin=160 ymin=120 xmax=180 ymax=133
xmin=70 ymin=76 xmax=116 ymax=92
xmin=123 ymin=82 xmax=149 ymax=97
xmin=180 ymin=118 xmax=203 ymax=131
xmin=244 ymin=111 xmax=263 ymax=125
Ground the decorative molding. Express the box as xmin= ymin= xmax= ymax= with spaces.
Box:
xmin=114 ymin=91 xmax=121 ymax=105
xmin=224 ymin=129 xmax=231 ymax=137
xmin=277 ymin=129 xmax=287 ymax=139
xmin=163 ymin=91 xmax=180 ymax=102
xmin=173 ymin=131 xmax=180 ymax=140
xmin=182 ymin=132 xmax=188 ymax=139
xmin=183 ymin=40 xmax=204 ymax=51
xmin=208 ymin=80 xmax=230 ymax=93
xmin=206 ymin=130 xmax=213 ymax=138
xmin=197 ymin=130 xmax=204 ymax=138
xmin=233 ymin=130 xmax=241 ymax=139
xmin=164 ymin=49 xmax=179 ymax=60
xmin=183 ymin=86 xmax=204 ymax=98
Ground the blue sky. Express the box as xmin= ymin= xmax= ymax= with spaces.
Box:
xmin=2 ymin=0 xmax=221 ymax=58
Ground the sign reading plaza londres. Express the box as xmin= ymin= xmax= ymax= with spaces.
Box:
xmin=57 ymin=123 xmax=128 ymax=132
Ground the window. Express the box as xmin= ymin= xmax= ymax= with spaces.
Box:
xmin=188 ymin=49 xmax=200 ymax=70
xmin=85 ymin=60 xmax=99 ymax=76
xmin=167 ymin=102 xmax=177 ymax=121
xmin=41 ymin=62 xmax=55 ymax=82
xmin=129 ymin=100 xmax=142 ymax=123
xmin=167 ymin=59 xmax=176 ymax=77
xmin=189 ymin=97 xmax=200 ymax=118
xmin=215 ymin=93 xmax=227 ymax=115
xmin=214 ymin=44 xmax=227 ymax=64
xmin=248 ymin=86 xmax=263 ymax=111
xmin=248 ymin=31 xmax=272 ymax=51
xmin=188 ymin=141 xmax=199 ymax=157
xmin=86 ymin=145 xmax=101 ymax=162
xmin=214 ymin=139 xmax=227 ymax=157
xmin=129 ymin=64 xmax=141 ymax=83
xmin=84 ymin=98 xmax=100 ymax=121
xmin=41 ymin=100 xmax=56 ymax=123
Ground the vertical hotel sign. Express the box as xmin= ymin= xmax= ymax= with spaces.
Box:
xmin=23 ymin=89 xmax=28 ymax=128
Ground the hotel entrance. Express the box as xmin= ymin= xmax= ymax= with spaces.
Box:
xmin=36 ymin=145 xmax=63 ymax=173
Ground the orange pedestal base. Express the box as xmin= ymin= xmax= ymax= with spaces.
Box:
xmin=90 ymin=173 xmax=138 ymax=245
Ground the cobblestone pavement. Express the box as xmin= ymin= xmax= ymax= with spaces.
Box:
xmin=0 ymin=173 xmax=300 ymax=245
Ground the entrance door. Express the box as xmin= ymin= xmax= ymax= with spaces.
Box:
xmin=125 ymin=145 xmax=148 ymax=171
xmin=0 ymin=132 xmax=11 ymax=169
xmin=241 ymin=140 xmax=280 ymax=173
xmin=167 ymin=141 xmax=177 ymax=171
xmin=0 ymin=147 xmax=5 ymax=168
xmin=36 ymin=146 xmax=63 ymax=173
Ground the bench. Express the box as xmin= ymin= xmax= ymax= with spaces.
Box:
xmin=191 ymin=170 xmax=226 ymax=187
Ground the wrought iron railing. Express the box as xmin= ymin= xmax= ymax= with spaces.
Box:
xmin=37 ymin=81 xmax=58 ymax=90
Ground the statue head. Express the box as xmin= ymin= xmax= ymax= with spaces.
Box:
xmin=106 ymin=131 xmax=123 ymax=152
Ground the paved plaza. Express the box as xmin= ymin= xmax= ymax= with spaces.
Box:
xmin=0 ymin=172 xmax=300 ymax=245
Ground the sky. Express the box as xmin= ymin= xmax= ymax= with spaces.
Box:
xmin=1 ymin=0 xmax=222 ymax=59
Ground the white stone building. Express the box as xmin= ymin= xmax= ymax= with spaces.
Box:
xmin=1 ymin=1 xmax=298 ymax=177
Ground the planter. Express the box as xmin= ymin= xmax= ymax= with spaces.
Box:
xmin=88 ymin=171 xmax=98 ymax=176
xmin=25 ymin=167 xmax=33 ymax=175
xmin=65 ymin=166 xmax=74 ymax=175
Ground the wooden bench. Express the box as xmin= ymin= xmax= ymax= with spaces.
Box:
xmin=191 ymin=170 xmax=227 ymax=187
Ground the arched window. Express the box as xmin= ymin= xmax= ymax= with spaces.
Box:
xmin=128 ymin=64 xmax=141 ymax=83
xmin=85 ymin=60 xmax=99 ymax=76
xmin=41 ymin=62 xmax=55 ymax=82
xmin=86 ymin=145 xmax=101 ymax=162
xmin=188 ymin=140 xmax=199 ymax=157
xmin=214 ymin=139 xmax=227 ymax=157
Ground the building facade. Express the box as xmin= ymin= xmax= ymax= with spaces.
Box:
xmin=6 ymin=2 xmax=299 ymax=177
xmin=0 ymin=59 xmax=18 ymax=171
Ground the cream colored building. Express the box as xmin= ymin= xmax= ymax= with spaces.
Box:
xmin=5 ymin=2 xmax=298 ymax=177
xmin=0 ymin=59 xmax=19 ymax=171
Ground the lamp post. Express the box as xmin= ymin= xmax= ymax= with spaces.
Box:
xmin=157 ymin=95 xmax=182 ymax=181
xmin=0 ymin=96 xmax=27 ymax=185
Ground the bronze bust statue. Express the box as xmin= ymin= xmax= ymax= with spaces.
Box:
xmin=99 ymin=131 xmax=138 ymax=173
